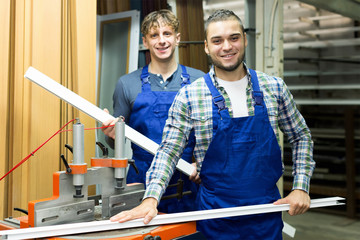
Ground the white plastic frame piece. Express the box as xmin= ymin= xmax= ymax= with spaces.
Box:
xmin=283 ymin=222 xmax=296 ymax=238
xmin=0 ymin=197 xmax=344 ymax=240
xmin=24 ymin=67 xmax=194 ymax=176
xmin=96 ymin=10 xmax=140 ymax=78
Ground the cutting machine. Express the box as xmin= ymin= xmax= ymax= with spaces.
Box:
xmin=0 ymin=119 xmax=200 ymax=239
xmin=3 ymin=67 xmax=342 ymax=239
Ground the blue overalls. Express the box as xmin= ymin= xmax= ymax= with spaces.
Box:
xmin=196 ymin=70 xmax=284 ymax=240
xmin=128 ymin=65 xmax=198 ymax=213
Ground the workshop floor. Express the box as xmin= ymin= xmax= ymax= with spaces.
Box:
xmin=282 ymin=210 xmax=360 ymax=240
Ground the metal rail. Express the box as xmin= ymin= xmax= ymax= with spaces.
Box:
xmin=0 ymin=197 xmax=344 ymax=239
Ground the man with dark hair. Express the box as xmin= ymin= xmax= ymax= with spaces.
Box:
xmin=110 ymin=9 xmax=315 ymax=240
xmin=102 ymin=9 xmax=204 ymax=214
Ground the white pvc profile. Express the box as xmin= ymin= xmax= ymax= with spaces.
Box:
xmin=24 ymin=67 xmax=194 ymax=176
xmin=284 ymin=70 xmax=360 ymax=77
xmin=288 ymin=84 xmax=360 ymax=91
xmin=283 ymin=222 xmax=296 ymax=238
xmin=295 ymin=99 xmax=360 ymax=105
xmin=96 ymin=10 xmax=140 ymax=78
xmin=284 ymin=14 xmax=343 ymax=24
xmin=0 ymin=197 xmax=344 ymax=240
xmin=284 ymin=38 xmax=360 ymax=50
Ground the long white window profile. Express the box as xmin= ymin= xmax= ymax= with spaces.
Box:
xmin=24 ymin=67 xmax=195 ymax=176
xmin=0 ymin=197 xmax=344 ymax=240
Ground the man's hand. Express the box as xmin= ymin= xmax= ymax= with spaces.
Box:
xmin=101 ymin=108 xmax=118 ymax=139
xmin=273 ymin=189 xmax=310 ymax=216
xmin=189 ymin=163 xmax=201 ymax=184
xmin=110 ymin=198 xmax=158 ymax=224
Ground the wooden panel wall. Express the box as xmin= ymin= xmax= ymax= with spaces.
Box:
xmin=0 ymin=0 xmax=12 ymax=220
xmin=176 ymin=0 xmax=209 ymax=73
xmin=0 ymin=0 xmax=96 ymax=219
xmin=97 ymin=0 xmax=131 ymax=15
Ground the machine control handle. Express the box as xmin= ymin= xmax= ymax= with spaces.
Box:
xmin=14 ymin=207 xmax=28 ymax=215
xmin=65 ymin=144 xmax=73 ymax=153
xmin=60 ymin=154 xmax=72 ymax=173
xmin=96 ymin=141 xmax=108 ymax=158
xmin=128 ymin=159 xmax=139 ymax=174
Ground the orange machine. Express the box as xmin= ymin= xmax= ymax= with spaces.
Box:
xmin=0 ymin=156 xmax=199 ymax=239
xmin=0 ymin=120 xmax=202 ymax=239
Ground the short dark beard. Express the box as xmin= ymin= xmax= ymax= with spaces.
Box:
xmin=210 ymin=53 xmax=245 ymax=72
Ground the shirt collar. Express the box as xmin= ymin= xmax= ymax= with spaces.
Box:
xmin=149 ymin=63 xmax=179 ymax=82
xmin=208 ymin=62 xmax=252 ymax=88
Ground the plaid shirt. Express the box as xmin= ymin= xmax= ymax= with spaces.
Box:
xmin=144 ymin=65 xmax=315 ymax=202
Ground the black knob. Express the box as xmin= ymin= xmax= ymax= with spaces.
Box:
xmin=96 ymin=142 xmax=109 ymax=157
xmin=60 ymin=154 xmax=72 ymax=173
xmin=65 ymin=144 xmax=73 ymax=153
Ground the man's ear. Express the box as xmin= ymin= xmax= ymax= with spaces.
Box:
xmin=175 ymin=32 xmax=181 ymax=46
xmin=244 ymin=32 xmax=248 ymax=48
xmin=204 ymin=40 xmax=209 ymax=55
xmin=142 ymin=36 xmax=149 ymax=49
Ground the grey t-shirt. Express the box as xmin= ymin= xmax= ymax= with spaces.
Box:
xmin=112 ymin=64 xmax=205 ymax=123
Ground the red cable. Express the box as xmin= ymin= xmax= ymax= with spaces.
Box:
xmin=0 ymin=119 xmax=77 ymax=181
xmin=58 ymin=124 xmax=115 ymax=134
xmin=0 ymin=119 xmax=114 ymax=181
xmin=0 ymin=120 xmax=116 ymax=181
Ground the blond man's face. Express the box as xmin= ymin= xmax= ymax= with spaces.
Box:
xmin=142 ymin=20 xmax=180 ymax=63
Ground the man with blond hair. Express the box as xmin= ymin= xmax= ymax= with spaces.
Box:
xmin=102 ymin=9 xmax=204 ymax=214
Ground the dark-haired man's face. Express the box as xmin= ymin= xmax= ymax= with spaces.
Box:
xmin=205 ymin=20 xmax=247 ymax=73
